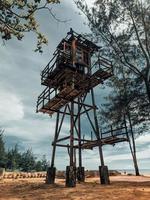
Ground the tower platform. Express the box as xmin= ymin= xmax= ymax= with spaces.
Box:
xmin=79 ymin=136 xmax=128 ymax=149
xmin=53 ymin=126 xmax=129 ymax=150
xmin=37 ymin=65 xmax=112 ymax=115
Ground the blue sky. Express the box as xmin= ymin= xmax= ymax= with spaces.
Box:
xmin=0 ymin=0 xmax=150 ymax=171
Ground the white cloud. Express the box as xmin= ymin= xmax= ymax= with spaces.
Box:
xmin=86 ymin=0 xmax=95 ymax=7
xmin=104 ymin=148 xmax=150 ymax=163
xmin=4 ymin=115 xmax=70 ymax=141
xmin=0 ymin=89 xmax=24 ymax=122
xmin=136 ymin=133 xmax=150 ymax=145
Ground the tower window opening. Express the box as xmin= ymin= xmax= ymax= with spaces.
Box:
xmin=76 ymin=47 xmax=83 ymax=63
xmin=83 ymin=51 xmax=89 ymax=65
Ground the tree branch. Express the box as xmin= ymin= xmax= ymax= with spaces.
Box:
xmin=140 ymin=1 xmax=150 ymax=58
xmin=128 ymin=5 xmax=150 ymax=70
xmin=106 ymin=28 xmax=145 ymax=78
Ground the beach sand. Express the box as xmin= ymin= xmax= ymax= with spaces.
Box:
xmin=0 ymin=176 xmax=150 ymax=200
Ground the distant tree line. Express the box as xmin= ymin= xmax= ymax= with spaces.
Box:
xmin=0 ymin=130 xmax=49 ymax=172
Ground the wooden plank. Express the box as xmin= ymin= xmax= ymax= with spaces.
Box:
xmin=78 ymin=137 xmax=128 ymax=149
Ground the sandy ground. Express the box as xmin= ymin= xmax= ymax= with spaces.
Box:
xmin=0 ymin=176 xmax=150 ymax=200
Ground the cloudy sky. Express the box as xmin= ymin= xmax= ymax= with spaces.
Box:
xmin=0 ymin=0 xmax=150 ymax=172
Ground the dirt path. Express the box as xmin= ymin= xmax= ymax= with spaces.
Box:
xmin=0 ymin=176 xmax=150 ymax=200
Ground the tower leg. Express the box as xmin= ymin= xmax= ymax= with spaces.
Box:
xmin=77 ymin=166 xmax=85 ymax=182
xmin=46 ymin=167 xmax=56 ymax=184
xmin=91 ymin=88 xmax=110 ymax=184
xmin=66 ymin=166 xmax=76 ymax=187
xmin=99 ymin=166 xmax=110 ymax=184
xmin=46 ymin=144 xmax=57 ymax=184
xmin=77 ymin=98 xmax=85 ymax=182
xmin=46 ymin=112 xmax=59 ymax=184
xmin=66 ymin=102 xmax=76 ymax=187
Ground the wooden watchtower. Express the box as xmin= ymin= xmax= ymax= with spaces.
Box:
xmin=36 ymin=29 xmax=115 ymax=187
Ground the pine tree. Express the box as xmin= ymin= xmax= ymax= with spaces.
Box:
xmin=20 ymin=149 xmax=36 ymax=172
xmin=6 ymin=144 xmax=22 ymax=170
xmin=0 ymin=129 xmax=6 ymax=168
xmin=35 ymin=160 xmax=42 ymax=171
xmin=41 ymin=155 xmax=48 ymax=171
xmin=98 ymin=67 xmax=141 ymax=175
xmin=75 ymin=0 xmax=150 ymax=104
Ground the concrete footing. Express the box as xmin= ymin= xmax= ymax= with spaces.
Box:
xmin=99 ymin=165 xmax=110 ymax=184
xmin=77 ymin=167 xmax=85 ymax=182
xmin=46 ymin=167 xmax=56 ymax=184
xmin=65 ymin=166 xmax=76 ymax=187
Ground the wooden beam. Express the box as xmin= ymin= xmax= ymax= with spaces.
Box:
xmin=54 ymin=136 xmax=70 ymax=144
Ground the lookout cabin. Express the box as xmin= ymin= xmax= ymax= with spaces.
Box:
xmin=36 ymin=29 xmax=113 ymax=115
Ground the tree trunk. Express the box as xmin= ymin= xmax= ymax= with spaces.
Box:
xmin=128 ymin=141 xmax=140 ymax=176
xmin=127 ymin=112 xmax=140 ymax=176
xmin=144 ymin=79 xmax=150 ymax=103
xmin=121 ymin=66 xmax=140 ymax=176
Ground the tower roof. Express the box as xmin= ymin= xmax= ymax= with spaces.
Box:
xmin=57 ymin=28 xmax=100 ymax=53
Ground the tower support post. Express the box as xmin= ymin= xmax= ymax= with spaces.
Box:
xmin=99 ymin=166 xmax=110 ymax=184
xmin=46 ymin=112 xmax=59 ymax=184
xmin=77 ymin=98 xmax=85 ymax=182
xmin=66 ymin=166 xmax=76 ymax=187
xmin=66 ymin=102 xmax=76 ymax=187
xmin=91 ymin=88 xmax=110 ymax=184
xmin=77 ymin=166 xmax=85 ymax=182
xmin=46 ymin=167 xmax=56 ymax=184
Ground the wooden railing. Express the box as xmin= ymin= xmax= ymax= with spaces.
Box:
xmin=92 ymin=55 xmax=113 ymax=74
xmin=101 ymin=126 xmax=128 ymax=139
xmin=41 ymin=50 xmax=72 ymax=84
xmin=36 ymin=87 xmax=56 ymax=112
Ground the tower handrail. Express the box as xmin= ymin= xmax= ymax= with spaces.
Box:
xmin=37 ymin=87 xmax=56 ymax=111
xmin=101 ymin=126 xmax=128 ymax=139
xmin=91 ymin=55 xmax=113 ymax=74
xmin=41 ymin=49 xmax=72 ymax=84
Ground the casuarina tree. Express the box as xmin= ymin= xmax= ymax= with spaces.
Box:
xmin=75 ymin=0 xmax=150 ymax=103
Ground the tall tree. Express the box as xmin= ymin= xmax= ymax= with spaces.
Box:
xmin=20 ymin=148 xmax=36 ymax=172
xmin=41 ymin=155 xmax=48 ymax=171
xmin=0 ymin=129 xmax=6 ymax=168
xmin=75 ymin=0 xmax=150 ymax=102
xmin=0 ymin=0 xmax=61 ymax=52
xmin=6 ymin=144 xmax=21 ymax=170
xmin=98 ymin=67 xmax=142 ymax=175
xmin=35 ymin=155 xmax=48 ymax=171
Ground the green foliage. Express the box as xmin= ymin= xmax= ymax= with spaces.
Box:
xmin=0 ymin=129 xmax=6 ymax=168
xmin=20 ymin=149 xmax=36 ymax=172
xmin=75 ymin=0 xmax=150 ymax=102
xmin=41 ymin=155 xmax=48 ymax=171
xmin=35 ymin=155 xmax=48 ymax=171
xmin=0 ymin=131 xmax=49 ymax=171
xmin=6 ymin=144 xmax=22 ymax=170
xmin=0 ymin=0 xmax=60 ymax=52
xmin=75 ymin=0 xmax=150 ymax=133
xmin=98 ymin=66 xmax=150 ymax=135
xmin=35 ymin=160 xmax=42 ymax=171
